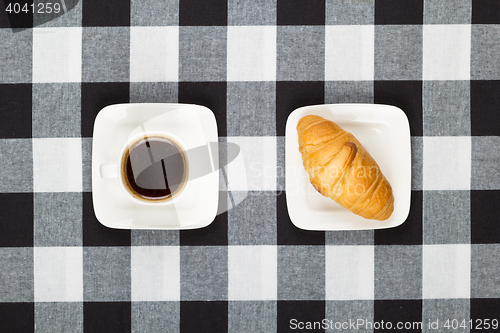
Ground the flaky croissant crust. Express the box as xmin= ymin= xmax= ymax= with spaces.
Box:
xmin=297 ymin=115 xmax=394 ymax=221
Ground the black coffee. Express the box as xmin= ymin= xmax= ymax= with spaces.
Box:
xmin=122 ymin=136 xmax=188 ymax=201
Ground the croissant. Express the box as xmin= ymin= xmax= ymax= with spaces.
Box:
xmin=297 ymin=115 xmax=394 ymax=220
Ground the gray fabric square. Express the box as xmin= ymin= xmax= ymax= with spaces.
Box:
xmin=228 ymin=191 xmax=248 ymax=214
xmin=131 ymin=0 xmax=179 ymax=26
xmin=179 ymin=26 xmax=227 ymax=82
xmin=35 ymin=302 xmax=83 ymax=333
xmin=228 ymin=0 xmax=276 ymax=25
xmin=0 ymin=247 xmax=34 ymax=302
xmin=277 ymin=26 xmax=325 ymax=81
xmin=278 ymin=246 xmax=325 ymax=300
xmin=81 ymin=138 xmax=92 ymax=193
xmin=32 ymin=83 xmax=81 ymax=138
xmin=228 ymin=301 xmax=277 ymax=332
xmin=423 ymin=0 xmax=471 ymax=24
xmin=218 ymin=137 xmax=230 ymax=195
xmin=325 ymin=81 xmax=374 ymax=104
xmin=375 ymin=25 xmax=423 ymax=80
xmin=422 ymin=299 xmax=469 ymax=333
xmin=325 ymin=230 xmax=374 ymax=245
xmin=131 ymin=230 xmax=179 ymax=246
xmin=131 ymin=301 xmax=179 ymax=333
xmin=34 ymin=192 xmax=83 ymax=247
xmin=277 ymin=136 xmax=285 ymax=191
xmin=83 ymin=247 xmax=131 ymax=301
xmin=471 ymin=244 xmax=500 ymax=298
xmin=471 ymin=25 xmax=500 ymax=80
xmin=325 ymin=300 xmax=374 ymax=332
xmin=423 ymin=81 xmax=470 ymax=136
xmin=180 ymin=246 xmax=227 ymax=300
xmin=0 ymin=29 xmax=32 ymax=83
xmin=374 ymin=245 xmax=422 ymax=300
xmin=219 ymin=137 xmax=246 ymax=216
xmin=82 ymin=27 xmax=130 ymax=82
xmin=471 ymin=137 xmax=500 ymax=190
xmin=0 ymin=139 xmax=33 ymax=193
xmin=35 ymin=0 xmax=82 ymax=27
xmin=411 ymin=137 xmax=423 ymax=191
xmin=227 ymin=82 xmax=276 ymax=136
xmin=326 ymin=0 xmax=374 ymax=25
xmin=218 ymin=190 xmax=231 ymax=217
xmin=130 ymin=82 xmax=178 ymax=104
xmin=423 ymin=191 xmax=470 ymax=245
xmin=228 ymin=191 xmax=277 ymax=245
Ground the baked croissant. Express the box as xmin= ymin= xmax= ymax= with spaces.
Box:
xmin=297 ymin=115 xmax=394 ymax=220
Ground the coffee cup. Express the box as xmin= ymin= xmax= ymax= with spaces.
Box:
xmin=100 ymin=132 xmax=189 ymax=205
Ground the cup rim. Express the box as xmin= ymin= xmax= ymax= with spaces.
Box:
xmin=118 ymin=132 xmax=190 ymax=206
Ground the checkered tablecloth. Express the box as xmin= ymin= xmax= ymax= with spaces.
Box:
xmin=1 ymin=0 xmax=500 ymax=332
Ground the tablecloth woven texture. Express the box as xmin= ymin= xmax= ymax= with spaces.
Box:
xmin=0 ymin=0 xmax=499 ymax=332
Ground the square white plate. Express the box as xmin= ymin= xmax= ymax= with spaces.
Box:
xmin=285 ymin=104 xmax=411 ymax=230
xmin=92 ymin=103 xmax=219 ymax=229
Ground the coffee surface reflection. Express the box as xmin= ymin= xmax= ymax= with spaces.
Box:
xmin=121 ymin=136 xmax=188 ymax=202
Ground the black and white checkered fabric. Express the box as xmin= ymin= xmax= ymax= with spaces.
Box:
xmin=0 ymin=0 xmax=499 ymax=332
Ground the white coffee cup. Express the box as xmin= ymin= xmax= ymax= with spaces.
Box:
xmin=100 ymin=132 xmax=189 ymax=205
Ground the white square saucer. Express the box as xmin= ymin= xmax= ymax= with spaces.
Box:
xmin=92 ymin=103 xmax=219 ymax=229
xmin=285 ymin=104 xmax=411 ymax=231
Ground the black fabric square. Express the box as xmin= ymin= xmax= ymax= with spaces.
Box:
xmin=81 ymin=82 xmax=130 ymax=138
xmin=83 ymin=302 xmax=131 ymax=333
xmin=0 ymin=1 xmax=14 ymax=28
xmin=472 ymin=0 xmax=500 ymax=24
xmin=470 ymin=299 xmax=500 ymax=331
xmin=277 ymin=192 xmax=325 ymax=246
xmin=180 ymin=301 xmax=228 ymax=333
xmin=179 ymin=0 xmax=227 ymax=26
xmin=0 ymin=303 xmax=34 ymax=333
xmin=276 ymin=81 xmax=324 ymax=136
xmin=82 ymin=0 xmax=130 ymax=27
xmin=471 ymin=190 xmax=500 ymax=244
xmin=277 ymin=300 xmax=326 ymax=332
xmin=0 ymin=84 xmax=32 ymax=138
xmin=180 ymin=212 xmax=228 ymax=246
xmin=375 ymin=0 xmax=423 ymax=25
xmin=2 ymin=0 xmax=33 ymax=30
xmin=374 ymin=300 xmax=422 ymax=332
xmin=178 ymin=82 xmax=227 ymax=137
xmin=0 ymin=193 xmax=33 ymax=247
xmin=375 ymin=191 xmax=422 ymax=246
xmin=277 ymin=0 xmax=325 ymax=25
xmin=374 ymin=81 xmax=423 ymax=136
xmin=471 ymin=80 xmax=500 ymax=136
xmin=82 ymin=192 xmax=131 ymax=247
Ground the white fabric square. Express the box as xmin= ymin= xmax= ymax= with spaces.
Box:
xmin=228 ymin=245 xmax=277 ymax=300
xmin=34 ymin=247 xmax=83 ymax=302
xmin=33 ymin=138 xmax=82 ymax=192
xmin=423 ymin=24 xmax=471 ymax=80
xmin=130 ymin=27 xmax=179 ymax=82
xmin=325 ymin=25 xmax=374 ymax=81
xmin=227 ymin=26 xmax=277 ymax=81
xmin=33 ymin=27 xmax=82 ymax=83
xmin=423 ymin=136 xmax=471 ymax=190
xmin=423 ymin=244 xmax=470 ymax=299
xmin=226 ymin=136 xmax=276 ymax=191
xmin=325 ymin=245 xmax=374 ymax=300
xmin=131 ymin=246 xmax=180 ymax=301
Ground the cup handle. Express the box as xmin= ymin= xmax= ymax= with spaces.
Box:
xmin=100 ymin=163 xmax=119 ymax=179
